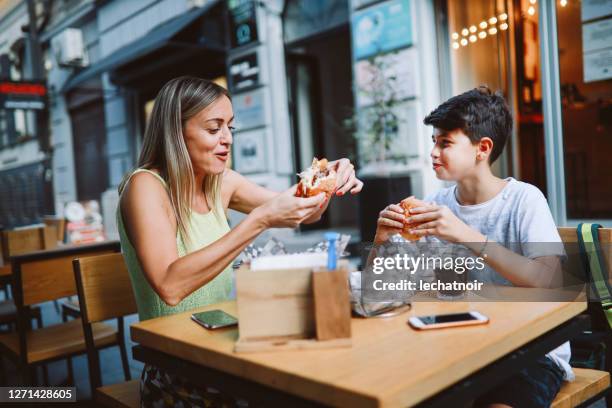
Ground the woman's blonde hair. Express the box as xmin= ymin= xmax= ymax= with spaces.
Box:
xmin=120 ymin=76 xmax=231 ymax=243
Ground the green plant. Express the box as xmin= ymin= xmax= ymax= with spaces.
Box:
xmin=345 ymin=53 xmax=405 ymax=167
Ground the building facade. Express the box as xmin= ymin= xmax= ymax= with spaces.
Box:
xmin=0 ymin=0 xmax=609 ymax=236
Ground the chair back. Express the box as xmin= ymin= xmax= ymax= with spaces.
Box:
xmin=42 ymin=217 xmax=66 ymax=244
xmin=12 ymin=241 xmax=121 ymax=307
xmin=73 ymin=252 xmax=136 ymax=390
xmin=73 ymin=252 xmax=137 ymax=323
xmin=559 ymin=226 xmax=612 ymax=330
xmin=558 ymin=227 xmax=612 ymax=270
xmin=1 ymin=225 xmax=57 ymax=264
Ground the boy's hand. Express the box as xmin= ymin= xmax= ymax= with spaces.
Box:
xmin=374 ymin=204 xmax=405 ymax=244
xmin=406 ymin=204 xmax=484 ymax=242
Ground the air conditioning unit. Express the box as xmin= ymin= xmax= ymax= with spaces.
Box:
xmin=52 ymin=28 xmax=89 ymax=68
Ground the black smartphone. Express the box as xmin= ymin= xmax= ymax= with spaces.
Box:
xmin=191 ymin=310 xmax=238 ymax=330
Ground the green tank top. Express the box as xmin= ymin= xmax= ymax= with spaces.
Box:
xmin=117 ymin=169 xmax=233 ymax=321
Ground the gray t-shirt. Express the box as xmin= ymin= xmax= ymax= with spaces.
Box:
xmin=424 ymin=177 xmax=573 ymax=381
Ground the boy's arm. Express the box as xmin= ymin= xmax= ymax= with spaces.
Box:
xmin=408 ymin=204 xmax=563 ymax=288
xmin=465 ymin=240 xmax=563 ymax=288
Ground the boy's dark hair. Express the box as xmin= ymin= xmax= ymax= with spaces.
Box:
xmin=423 ymin=86 xmax=512 ymax=164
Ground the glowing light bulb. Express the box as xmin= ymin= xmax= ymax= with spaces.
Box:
xmin=452 ymin=32 xmax=459 ymax=40
xmin=479 ymin=21 xmax=487 ymax=29
xmin=560 ymin=0 xmax=567 ymax=6
xmin=528 ymin=5 xmax=535 ymax=15
xmin=488 ymin=27 xmax=498 ymax=35
xmin=469 ymin=25 xmax=477 ymax=33
xmin=461 ymin=28 xmax=469 ymax=36
xmin=529 ymin=0 xmax=537 ymax=4
xmin=500 ymin=13 xmax=508 ymax=21
xmin=478 ymin=31 xmax=487 ymax=39
xmin=469 ymin=34 xmax=477 ymax=42
xmin=460 ymin=38 xmax=468 ymax=46
xmin=452 ymin=42 xmax=460 ymax=49
xmin=500 ymin=22 xmax=509 ymax=30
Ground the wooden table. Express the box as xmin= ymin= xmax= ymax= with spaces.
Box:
xmin=131 ymin=289 xmax=587 ymax=407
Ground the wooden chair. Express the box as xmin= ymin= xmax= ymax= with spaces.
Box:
xmin=42 ymin=217 xmax=66 ymax=244
xmin=0 ymin=241 xmax=121 ymax=385
xmin=553 ymin=227 xmax=612 ymax=407
xmin=0 ymin=226 xmax=57 ymax=330
xmin=73 ymin=252 xmax=139 ymax=407
xmin=40 ymin=217 xmax=83 ymax=322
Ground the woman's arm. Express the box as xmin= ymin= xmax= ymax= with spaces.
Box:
xmin=122 ymin=172 xmax=325 ymax=306
xmin=224 ymin=169 xmax=279 ymax=213
xmin=224 ymin=169 xmax=330 ymax=224
xmin=224 ymin=158 xmax=363 ymax=222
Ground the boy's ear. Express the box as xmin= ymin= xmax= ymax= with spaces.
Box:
xmin=478 ymin=137 xmax=494 ymax=160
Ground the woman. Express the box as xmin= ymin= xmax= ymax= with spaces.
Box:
xmin=117 ymin=76 xmax=362 ymax=406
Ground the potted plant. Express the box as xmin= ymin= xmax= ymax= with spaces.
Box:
xmin=344 ymin=53 xmax=413 ymax=242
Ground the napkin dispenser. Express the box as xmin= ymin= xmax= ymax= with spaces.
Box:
xmin=234 ymin=255 xmax=351 ymax=353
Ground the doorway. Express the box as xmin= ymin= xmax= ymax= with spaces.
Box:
xmin=286 ymin=26 xmax=357 ymax=229
xmin=70 ymin=101 xmax=109 ymax=202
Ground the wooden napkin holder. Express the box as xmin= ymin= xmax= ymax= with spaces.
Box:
xmin=234 ymin=260 xmax=352 ymax=353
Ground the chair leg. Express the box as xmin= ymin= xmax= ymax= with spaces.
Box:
xmin=42 ymin=364 xmax=49 ymax=385
xmin=20 ymin=365 xmax=31 ymax=385
xmin=28 ymin=366 xmax=37 ymax=386
xmin=0 ymin=355 xmax=6 ymax=385
xmin=35 ymin=311 xmax=43 ymax=329
xmin=119 ymin=341 xmax=131 ymax=381
xmin=66 ymin=358 xmax=74 ymax=385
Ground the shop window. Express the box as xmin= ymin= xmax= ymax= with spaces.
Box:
xmin=556 ymin=1 xmax=612 ymax=219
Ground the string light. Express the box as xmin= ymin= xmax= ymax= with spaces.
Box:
xmin=560 ymin=0 xmax=567 ymax=6
xmin=451 ymin=11 xmax=509 ymax=50
xmin=528 ymin=5 xmax=535 ymax=15
xmin=529 ymin=0 xmax=537 ymax=4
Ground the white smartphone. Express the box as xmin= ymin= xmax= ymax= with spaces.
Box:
xmin=408 ymin=311 xmax=489 ymax=330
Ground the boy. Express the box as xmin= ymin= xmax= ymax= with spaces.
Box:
xmin=374 ymin=87 xmax=570 ymax=408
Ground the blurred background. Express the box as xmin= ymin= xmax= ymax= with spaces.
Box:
xmin=0 ymin=0 xmax=610 ymax=243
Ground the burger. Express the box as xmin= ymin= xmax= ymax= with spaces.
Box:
xmin=399 ymin=196 xmax=427 ymax=241
xmin=295 ymin=158 xmax=337 ymax=198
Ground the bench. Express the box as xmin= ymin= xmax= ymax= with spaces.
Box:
xmin=96 ymin=379 xmax=140 ymax=408
xmin=551 ymin=367 xmax=610 ymax=408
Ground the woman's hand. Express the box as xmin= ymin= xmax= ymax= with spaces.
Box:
xmin=253 ymin=186 xmax=326 ymax=229
xmin=329 ymin=158 xmax=363 ymax=196
xmin=374 ymin=204 xmax=405 ymax=244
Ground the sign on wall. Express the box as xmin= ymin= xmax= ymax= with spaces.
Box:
xmin=351 ymin=0 xmax=413 ymax=60
xmin=229 ymin=52 xmax=260 ymax=91
xmin=228 ymin=0 xmax=259 ymax=48
xmin=232 ymin=128 xmax=267 ymax=174
xmin=233 ymin=88 xmax=266 ymax=131
xmin=581 ymin=0 xmax=612 ymax=22
xmin=582 ymin=18 xmax=612 ymax=82
xmin=0 ymin=81 xmax=47 ymax=110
